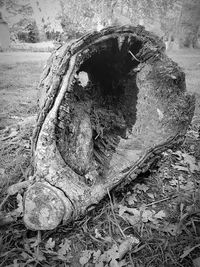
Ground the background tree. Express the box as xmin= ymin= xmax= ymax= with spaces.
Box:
xmin=13 ymin=18 xmax=39 ymax=43
xmin=177 ymin=0 xmax=200 ymax=48
xmin=1 ymin=0 xmax=200 ymax=49
xmin=29 ymin=0 xmax=63 ymax=41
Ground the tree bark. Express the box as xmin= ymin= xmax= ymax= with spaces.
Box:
xmin=23 ymin=25 xmax=195 ymax=230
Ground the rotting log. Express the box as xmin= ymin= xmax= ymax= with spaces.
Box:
xmin=23 ymin=25 xmax=195 ymax=230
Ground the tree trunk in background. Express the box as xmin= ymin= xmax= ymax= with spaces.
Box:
xmin=178 ymin=0 xmax=200 ymax=48
xmin=29 ymin=0 xmax=46 ymax=41
xmin=29 ymin=0 xmax=63 ymax=41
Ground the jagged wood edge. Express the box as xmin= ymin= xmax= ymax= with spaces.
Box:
xmin=32 ymin=25 xmax=165 ymax=153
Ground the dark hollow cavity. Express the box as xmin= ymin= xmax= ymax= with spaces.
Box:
xmin=56 ymin=36 xmax=142 ymax=179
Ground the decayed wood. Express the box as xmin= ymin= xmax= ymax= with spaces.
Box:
xmin=23 ymin=25 xmax=195 ymax=230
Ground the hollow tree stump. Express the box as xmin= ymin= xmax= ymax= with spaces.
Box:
xmin=23 ymin=25 xmax=195 ymax=230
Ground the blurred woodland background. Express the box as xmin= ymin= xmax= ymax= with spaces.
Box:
xmin=0 ymin=0 xmax=200 ymax=51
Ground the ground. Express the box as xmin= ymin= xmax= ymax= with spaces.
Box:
xmin=0 ymin=48 xmax=200 ymax=267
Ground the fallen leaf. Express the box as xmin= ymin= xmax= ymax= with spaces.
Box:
xmin=104 ymin=236 xmax=112 ymax=243
xmin=105 ymin=244 xmax=119 ymax=262
xmin=95 ymin=261 xmax=104 ymax=267
xmin=45 ymin=238 xmax=55 ymax=251
xmin=124 ymin=213 xmax=141 ymax=225
xmin=147 ymin=193 xmax=154 ymax=199
xmin=127 ymin=194 xmax=137 ymax=205
xmin=35 ymin=250 xmax=46 ymax=262
xmin=118 ymin=205 xmax=141 ymax=225
xmin=142 ymin=209 xmax=155 ymax=223
xmin=135 ymin=184 xmax=149 ymax=192
xmin=119 ymin=205 xmax=165 ymax=225
xmin=96 ymin=244 xmax=119 ymax=265
xmin=162 ymin=223 xmax=180 ymax=236
xmin=118 ymin=237 xmax=139 ymax=259
xmin=182 ymin=153 xmax=199 ymax=173
xmin=154 ymin=210 xmax=166 ymax=220
xmin=118 ymin=205 xmax=127 ymax=216
xmin=118 ymin=259 xmax=128 ymax=267
xmin=93 ymin=250 xmax=101 ymax=263
xmin=21 ymin=252 xmax=31 ymax=260
xmin=110 ymin=258 xmax=120 ymax=267
xmin=95 ymin=229 xmax=102 ymax=239
xmin=172 ymin=151 xmax=199 ymax=173
xmin=57 ymin=238 xmax=71 ymax=260
xmin=118 ymin=205 xmax=139 ymax=217
xmin=79 ymin=250 xmax=92 ymax=265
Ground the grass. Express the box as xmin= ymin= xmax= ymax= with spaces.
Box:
xmin=10 ymin=41 xmax=55 ymax=52
xmin=0 ymin=48 xmax=200 ymax=267
xmin=0 ymin=52 xmax=49 ymax=129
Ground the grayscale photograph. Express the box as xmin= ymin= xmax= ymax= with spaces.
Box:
xmin=0 ymin=0 xmax=200 ymax=266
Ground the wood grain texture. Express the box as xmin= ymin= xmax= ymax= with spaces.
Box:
xmin=24 ymin=25 xmax=195 ymax=230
